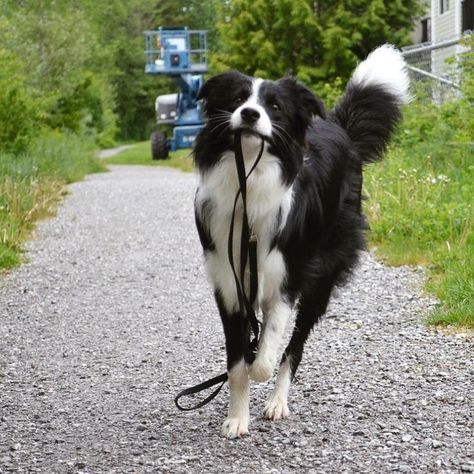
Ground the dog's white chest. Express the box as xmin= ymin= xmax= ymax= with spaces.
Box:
xmin=196 ymin=149 xmax=292 ymax=312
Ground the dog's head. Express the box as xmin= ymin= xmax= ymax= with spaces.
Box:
xmin=197 ymin=71 xmax=326 ymax=146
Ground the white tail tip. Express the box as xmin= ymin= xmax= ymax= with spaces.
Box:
xmin=351 ymin=44 xmax=411 ymax=103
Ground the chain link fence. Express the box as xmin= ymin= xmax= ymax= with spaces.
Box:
xmin=402 ymin=38 xmax=463 ymax=102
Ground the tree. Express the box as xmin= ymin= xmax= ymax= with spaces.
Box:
xmin=0 ymin=0 xmax=224 ymax=143
xmin=0 ymin=35 xmax=38 ymax=153
xmin=83 ymin=0 xmax=166 ymax=140
xmin=0 ymin=0 xmax=118 ymax=144
xmin=213 ymin=0 xmax=424 ymax=87
xmin=151 ymin=0 xmax=221 ymax=51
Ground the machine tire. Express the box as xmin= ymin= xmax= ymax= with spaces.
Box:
xmin=151 ymin=131 xmax=169 ymax=160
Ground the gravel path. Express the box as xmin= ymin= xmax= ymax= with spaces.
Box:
xmin=0 ymin=165 xmax=472 ymax=474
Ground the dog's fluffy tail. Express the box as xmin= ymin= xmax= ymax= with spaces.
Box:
xmin=333 ymin=44 xmax=410 ymax=164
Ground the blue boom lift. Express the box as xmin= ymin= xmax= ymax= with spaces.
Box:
xmin=144 ymin=27 xmax=208 ymax=159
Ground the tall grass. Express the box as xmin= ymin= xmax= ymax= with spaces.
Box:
xmin=0 ymin=133 xmax=105 ymax=269
xmin=364 ymin=97 xmax=474 ymax=328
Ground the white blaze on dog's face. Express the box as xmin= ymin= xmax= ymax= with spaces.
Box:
xmin=230 ymin=78 xmax=273 ymax=143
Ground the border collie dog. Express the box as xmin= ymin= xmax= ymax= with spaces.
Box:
xmin=193 ymin=45 xmax=409 ymax=439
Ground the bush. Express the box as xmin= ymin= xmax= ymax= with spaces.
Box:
xmin=364 ymin=51 xmax=474 ymax=327
xmin=0 ymin=49 xmax=39 ymax=154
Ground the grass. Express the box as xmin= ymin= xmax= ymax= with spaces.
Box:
xmin=364 ymin=97 xmax=474 ymax=329
xmin=0 ymin=133 xmax=105 ymax=270
xmin=105 ymin=141 xmax=194 ymax=172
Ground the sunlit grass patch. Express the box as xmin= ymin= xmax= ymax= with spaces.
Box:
xmin=364 ymin=99 xmax=474 ymax=329
xmin=105 ymin=141 xmax=193 ymax=172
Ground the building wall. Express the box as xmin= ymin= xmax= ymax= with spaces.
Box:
xmin=411 ymin=0 xmax=431 ymax=43
xmin=432 ymin=0 xmax=461 ymax=76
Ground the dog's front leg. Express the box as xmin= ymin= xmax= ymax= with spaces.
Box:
xmin=249 ymin=299 xmax=291 ymax=383
xmin=223 ymin=357 xmax=249 ymax=438
xmin=215 ymin=292 xmax=250 ymax=439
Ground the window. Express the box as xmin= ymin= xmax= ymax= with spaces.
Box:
xmin=440 ymin=0 xmax=450 ymax=14
xmin=462 ymin=0 xmax=474 ymax=32
xmin=421 ymin=18 xmax=431 ymax=42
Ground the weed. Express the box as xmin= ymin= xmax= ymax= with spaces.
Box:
xmin=0 ymin=133 xmax=105 ymax=270
xmin=365 ymin=97 xmax=473 ymax=328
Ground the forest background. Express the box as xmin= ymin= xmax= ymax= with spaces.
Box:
xmin=0 ymin=0 xmax=424 ymax=148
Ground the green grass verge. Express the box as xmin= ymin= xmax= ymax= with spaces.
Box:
xmin=364 ymin=98 xmax=473 ymax=329
xmin=105 ymin=141 xmax=193 ymax=172
xmin=0 ymin=133 xmax=105 ymax=270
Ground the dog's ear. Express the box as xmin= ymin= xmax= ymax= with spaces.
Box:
xmin=279 ymin=77 xmax=326 ymax=120
xmin=197 ymin=70 xmax=249 ymax=102
xmin=196 ymin=75 xmax=218 ymax=102
xmin=197 ymin=71 xmax=251 ymax=116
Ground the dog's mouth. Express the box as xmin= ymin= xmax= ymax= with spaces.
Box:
xmin=233 ymin=127 xmax=269 ymax=141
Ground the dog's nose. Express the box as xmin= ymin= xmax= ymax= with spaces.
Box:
xmin=240 ymin=107 xmax=260 ymax=124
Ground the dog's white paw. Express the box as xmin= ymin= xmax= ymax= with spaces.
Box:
xmin=263 ymin=397 xmax=290 ymax=421
xmin=221 ymin=417 xmax=249 ymax=439
xmin=248 ymin=355 xmax=275 ymax=382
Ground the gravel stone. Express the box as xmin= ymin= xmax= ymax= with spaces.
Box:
xmin=0 ymin=165 xmax=473 ymax=473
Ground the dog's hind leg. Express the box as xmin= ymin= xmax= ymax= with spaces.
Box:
xmin=215 ymin=292 xmax=251 ymax=438
xmin=263 ymin=282 xmax=334 ymax=420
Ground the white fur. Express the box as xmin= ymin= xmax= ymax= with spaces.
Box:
xmin=221 ymin=359 xmax=249 ymax=438
xmin=196 ymin=144 xmax=292 ymax=314
xmin=230 ymin=78 xmax=273 ymax=137
xmin=249 ymin=290 xmax=291 ymax=383
xmin=351 ymin=44 xmax=411 ymax=103
xmin=263 ymin=358 xmax=291 ymax=420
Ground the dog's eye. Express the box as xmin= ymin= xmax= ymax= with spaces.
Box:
xmin=272 ymin=103 xmax=281 ymax=111
xmin=234 ymin=96 xmax=243 ymax=104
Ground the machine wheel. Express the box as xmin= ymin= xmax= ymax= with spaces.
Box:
xmin=151 ymin=131 xmax=169 ymax=160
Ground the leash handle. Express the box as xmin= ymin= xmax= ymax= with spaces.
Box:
xmin=174 ymin=372 xmax=228 ymax=411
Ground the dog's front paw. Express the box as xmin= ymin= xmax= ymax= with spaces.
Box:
xmin=221 ymin=417 xmax=249 ymax=439
xmin=248 ymin=354 xmax=275 ymax=382
xmin=263 ymin=396 xmax=290 ymax=421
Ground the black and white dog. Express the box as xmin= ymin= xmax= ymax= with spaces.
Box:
xmin=193 ymin=45 xmax=409 ymax=438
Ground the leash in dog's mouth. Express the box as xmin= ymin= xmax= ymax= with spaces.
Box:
xmin=174 ymin=131 xmax=265 ymax=411
xmin=233 ymin=128 xmax=266 ymax=139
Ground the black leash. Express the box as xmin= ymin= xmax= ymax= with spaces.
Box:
xmin=175 ymin=131 xmax=265 ymax=411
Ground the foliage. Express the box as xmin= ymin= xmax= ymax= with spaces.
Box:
xmin=152 ymin=0 xmax=221 ymax=49
xmin=213 ymin=0 xmax=424 ymax=88
xmin=83 ymin=0 xmax=165 ymax=141
xmin=364 ymin=61 xmax=474 ymax=327
xmin=0 ymin=0 xmax=117 ymax=143
xmin=0 ymin=133 xmax=105 ymax=269
xmin=0 ymin=0 xmax=181 ymax=143
xmin=317 ymin=77 xmax=345 ymax=109
xmin=0 ymin=47 xmax=39 ymax=154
